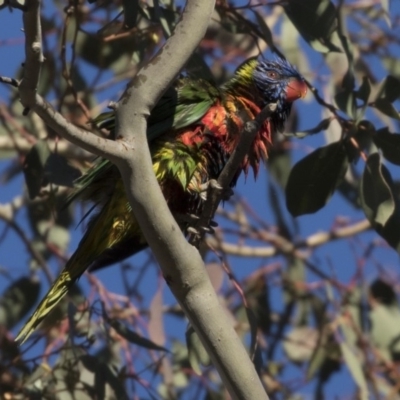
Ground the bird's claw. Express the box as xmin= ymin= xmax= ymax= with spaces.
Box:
xmin=199 ymin=179 xmax=234 ymax=202
xmin=187 ymin=225 xmax=214 ymax=237
xmin=183 ymin=214 xmax=218 ymax=237
xmin=175 ymin=213 xmax=218 ymax=235
xmin=186 ymin=214 xmax=218 ymax=227
xmin=187 ymin=221 xmax=216 ymax=238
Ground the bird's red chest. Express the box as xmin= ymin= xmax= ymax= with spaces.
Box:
xmin=179 ymin=103 xmax=229 ymax=147
xmin=201 ymin=103 xmax=228 ymax=137
xmin=180 ymin=126 xmax=203 ymax=146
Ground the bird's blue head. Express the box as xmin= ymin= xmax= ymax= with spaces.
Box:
xmin=252 ymin=58 xmax=307 ymax=131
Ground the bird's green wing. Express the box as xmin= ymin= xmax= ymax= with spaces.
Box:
xmin=66 ymin=78 xmax=220 ymax=207
xmin=147 ymin=77 xmax=220 ymax=140
xmin=94 ymin=78 xmax=220 ymax=140
xmin=64 ymin=158 xmax=114 ymax=208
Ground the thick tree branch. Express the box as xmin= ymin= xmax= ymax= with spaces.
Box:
xmin=112 ymin=1 xmax=268 ymax=398
xmin=20 ymin=0 xmax=268 ymax=398
xmin=19 ymin=0 xmax=123 ymax=161
xmin=0 ymin=136 xmax=93 ymax=160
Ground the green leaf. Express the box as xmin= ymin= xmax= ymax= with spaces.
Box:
xmin=360 ymin=153 xmax=395 ymax=226
xmin=253 ymin=10 xmax=275 ymax=49
xmin=24 ymin=365 xmax=50 ymax=390
xmin=353 ymin=120 xmax=375 ymax=153
xmin=284 ymin=0 xmax=340 ymax=53
xmin=140 ymin=4 xmax=176 ymax=26
xmin=370 ymin=304 xmax=400 ymax=361
xmin=246 ymin=276 xmax=271 ymax=335
xmin=360 ymin=153 xmax=400 ymax=252
xmin=283 ymin=258 xmax=306 ymax=301
xmin=381 ymin=0 xmax=391 ymax=27
xmin=122 ymin=0 xmax=139 ymax=29
xmin=379 ymin=75 xmax=400 ymax=102
xmin=287 ymin=117 xmax=332 ymax=138
xmin=339 ymin=35 xmax=355 ymax=90
xmin=373 ymin=98 xmax=400 ymax=120
xmin=281 ymin=15 xmax=302 ymax=66
xmin=283 ymin=327 xmax=318 ymax=364
xmin=339 ymin=340 xmax=369 ymax=399
xmin=373 ymin=128 xmax=400 ymax=166
xmin=370 ymin=279 xmax=396 ymax=306
xmin=44 ymin=153 xmax=81 ymax=187
xmin=186 ymin=325 xmax=210 ymax=375
xmin=46 ymin=225 xmax=70 ymax=253
xmin=77 ymin=31 xmax=135 ymax=71
xmin=80 ymin=355 xmax=129 ymax=400
xmin=156 ymin=1 xmax=175 ymax=37
xmin=109 ymin=319 xmax=169 ymax=352
xmin=356 ymin=77 xmax=371 ymax=104
xmin=246 ymin=306 xmax=259 ymax=361
xmin=286 ymin=141 xmax=349 ymax=216
xmin=382 ymin=56 xmax=400 ymax=77
xmin=0 ymin=277 xmax=40 ymax=329
xmin=186 ymin=52 xmax=215 ymax=81
xmin=268 ymin=145 xmax=292 ymax=189
xmin=23 ymin=140 xmax=51 ymax=199
xmin=308 ymin=336 xmax=341 ymax=384
xmin=53 ymin=346 xmax=85 ymax=396
xmin=335 ymin=89 xmax=356 ymax=118
xmin=218 ymin=9 xmax=251 ymax=34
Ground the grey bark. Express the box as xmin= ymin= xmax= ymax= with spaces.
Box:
xmin=19 ymin=0 xmax=269 ymax=398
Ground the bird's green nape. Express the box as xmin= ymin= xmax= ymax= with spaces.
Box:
xmin=16 ymin=57 xmax=306 ymax=344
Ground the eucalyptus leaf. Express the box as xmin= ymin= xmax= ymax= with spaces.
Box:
xmin=373 ymin=98 xmax=400 ymax=120
xmin=284 ymin=327 xmax=318 ymax=364
xmin=253 ymin=10 xmax=275 ymax=49
xmin=382 ymin=56 xmax=400 ymax=77
xmin=23 ymin=140 xmax=51 ymax=199
xmin=378 ymin=75 xmax=400 ymax=103
xmin=335 ymin=89 xmax=356 ymax=118
xmin=356 ymin=77 xmax=371 ymax=104
xmin=0 ymin=277 xmax=40 ymax=329
xmin=284 ymin=0 xmax=340 ymax=53
xmin=122 ymin=0 xmax=139 ymax=29
xmin=246 ymin=275 xmax=271 ymax=335
xmin=360 ymin=153 xmax=395 ymax=226
xmin=339 ymin=341 xmax=369 ymax=400
xmin=80 ymin=355 xmax=129 ymax=400
xmin=287 ymin=117 xmax=332 ymax=138
xmin=109 ymin=319 xmax=168 ymax=352
xmin=360 ymin=153 xmax=400 ymax=252
xmin=373 ymin=128 xmax=400 ymax=166
xmin=370 ymin=304 xmax=400 ymax=361
xmin=186 ymin=325 xmax=210 ymax=375
xmin=286 ymin=141 xmax=349 ymax=216
xmin=370 ymin=279 xmax=396 ymax=306
xmin=44 ymin=153 xmax=81 ymax=187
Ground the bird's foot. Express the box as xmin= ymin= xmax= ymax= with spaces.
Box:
xmin=198 ymin=179 xmax=234 ymax=202
xmin=176 ymin=213 xmax=218 ymax=237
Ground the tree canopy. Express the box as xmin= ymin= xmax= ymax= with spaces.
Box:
xmin=1 ymin=0 xmax=400 ymax=399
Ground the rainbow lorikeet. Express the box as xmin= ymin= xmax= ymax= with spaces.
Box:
xmin=16 ymin=58 xmax=307 ymax=343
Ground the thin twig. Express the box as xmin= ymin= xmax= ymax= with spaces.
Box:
xmin=189 ymin=103 xmax=277 ymax=247
xmin=207 ymin=218 xmax=371 ymax=258
xmin=0 ymin=76 xmax=19 ymax=88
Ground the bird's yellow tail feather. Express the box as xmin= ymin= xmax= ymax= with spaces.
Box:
xmin=15 ymin=268 xmax=77 ymax=344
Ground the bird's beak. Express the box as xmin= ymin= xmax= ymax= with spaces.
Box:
xmin=286 ymin=78 xmax=308 ymax=102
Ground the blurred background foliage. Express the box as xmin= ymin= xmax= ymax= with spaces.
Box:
xmin=1 ymin=0 xmax=400 ymax=399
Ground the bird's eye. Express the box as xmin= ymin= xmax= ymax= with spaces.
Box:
xmin=266 ymin=71 xmax=278 ymax=79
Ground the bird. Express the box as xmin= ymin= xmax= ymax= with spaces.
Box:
xmin=16 ymin=57 xmax=307 ymax=343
